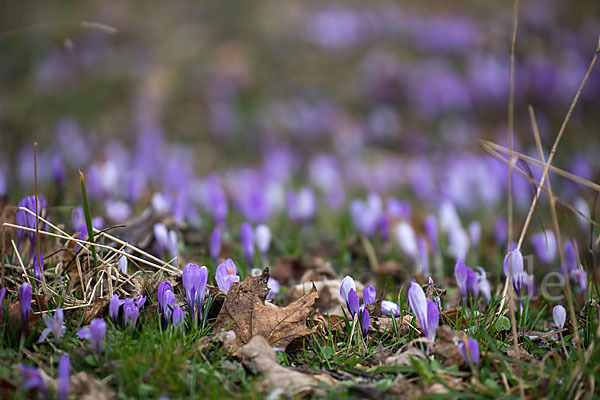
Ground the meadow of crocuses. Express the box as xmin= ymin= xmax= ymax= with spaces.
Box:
xmin=1 ymin=1 xmax=600 ymax=399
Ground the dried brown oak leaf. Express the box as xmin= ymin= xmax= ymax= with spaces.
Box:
xmin=213 ymin=268 xmax=318 ymax=349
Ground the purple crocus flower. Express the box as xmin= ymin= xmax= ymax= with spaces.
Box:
xmin=495 ymin=217 xmax=507 ymax=245
xmin=349 ymin=194 xmax=382 ymax=237
xmin=266 ymin=278 xmax=280 ymax=300
xmin=381 ymin=300 xmax=400 ymax=317
xmin=117 ymin=255 xmax=128 ymax=275
xmin=417 ymin=236 xmax=429 ymax=275
xmin=563 ymin=241 xmax=578 ymax=274
xmin=466 ymin=268 xmax=479 ymax=296
xmin=476 ymin=267 xmax=491 ymax=302
xmin=0 ymin=287 xmax=6 ymax=310
xmin=33 ymin=252 xmax=44 ymax=283
xmin=255 ymin=224 xmax=272 ymax=254
xmin=363 ymin=285 xmax=376 ymax=305
xmin=570 ymin=266 xmax=588 ymax=293
xmin=20 ymin=365 xmax=47 ymax=397
xmin=347 ymin=289 xmax=360 ymax=316
xmin=210 ymin=227 xmax=221 ymax=261
xmin=240 ymin=222 xmax=254 ymax=265
xmin=458 ymin=337 xmax=480 ymax=367
xmin=123 ymin=296 xmax=146 ymax=328
xmin=16 ymin=195 xmax=47 ymax=254
xmin=468 ymin=221 xmax=481 ymax=248
xmin=158 ymin=281 xmax=173 ymax=311
xmin=162 ymin=289 xmax=175 ymax=322
xmin=38 ymin=308 xmax=65 ymax=345
xmin=424 ymin=214 xmax=438 ymax=252
xmin=172 ymin=304 xmax=185 ymax=330
xmin=77 ymin=318 xmax=107 ymax=353
xmin=504 ymin=249 xmax=525 ymax=311
xmin=287 ymin=187 xmax=317 ymax=222
xmin=154 ymin=223 xmax=178 ymax=259
xmin=408 ymin=280 xmax=439 ymax=343
xmin=340 ymin=276 xmax=358 ymax=314
xmin=20 ymin=282 xmax=32 ymax=331
xmin=109 ymin=294 xmax=124 ymax=323
xmin=360 ymin=309 xmax=370 ymax=336
xmin=58 ymin=354 xmax=70 ymax=400
xmin=396 ymin=222 xmax=418 ymax=259
xmin=215 ymin=258 xmax=240 ymax=292
xmin=454 ymin=260 xmax=469 ymax=298
xmin=182 ymin=263 xmax=208 ymax=320
xmin=530 ymin=230 xmax=557 ymax=264
xmin=553 ymin=305 xmax=566 ymax=329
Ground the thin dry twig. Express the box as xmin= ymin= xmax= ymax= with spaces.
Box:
xmin=529 ymin=106 xmax=581 ymax=349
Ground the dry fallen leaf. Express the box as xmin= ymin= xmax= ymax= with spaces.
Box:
xmin=69 ymin=372 xmax=117 ymax=400
xmin=384 ymin=346 xmax=427 ymax=366
xmin=81 ymin=297 xmax=110 ymax=325
xmin=432 ymin=325 xmax=466 ymax=367
xmin=238 ymin=335 xmax=337 ymax=397
xmin=214 ymin=268 xmax=318 ymax=349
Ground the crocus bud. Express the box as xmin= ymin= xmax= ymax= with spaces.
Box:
xmin=363 ymin=285 xmax=376 ymax=305
xmin=408 ymin=280 xmax=438 ymax=342
xmin=347 ymin=289 xmax=360 ymax=317
xmin=109 ymin=294 xmax=124 ymax=323
xmin=396 ymin=222 xmax=417 ymax=259
xmin=58 ymin=354 xmax=70 ymax=400
xmin=553 ymin=305 xmax=566 ymax=329
xmin=20 ymin=283 xmax=32 ymax=331
xmin=157 ymin=281 xmax=173 ymax=311
xmin=33 ymin=252 xmax=44 ymax=283
xmin=117 ymin=255 xmax=128 ymax=275
xmin=162 ymin=290 xmax=175 ymax=322
xmin=360 ymin=309 xmax=370 ymax=336
xmin=240 ymin=222 xmax=254 ymax=265
xmin=340 ymin=276 xmax=357 ymax=309
xmin=454 ymin=260 xmax=469 ymax=298
xmin=458 ymin=337 xmax=480 ymax=367
xmin=16 ymin=195 xmax=47 ymax=254
xmin=210 ymin=227 xmax=221 ymax=261
xmin=381 ymin=300 xmax=400 ymax=317
xmin=255 ymin=224 xmax=272 ymax=254
xmin=530 ymin=230 xmax=557 ymax=264
xmin=0 ymin=288 xmax=6 ymax=310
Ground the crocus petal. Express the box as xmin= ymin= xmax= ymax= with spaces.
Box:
xmin=255 ymin=224 xmax=272 ymax=254
xmin=381 ymin=300 xmax=399 ymax=317
xmin=58 ymin=354 xmax=70 ymax=400
xmin=408 ymin=280 xmax=428 ymax=336
xmin=266 ymin=278 xmax=280 ymax=300
xmin=363 ymin=285 xmax=376 ymax=305
xmin=503 ymin=249 xmax=524 ymax=277
xmin=347 ymin=289 xmax=359 ymax=316
xmin=553 ymin=305 xmax=566 ymax=329
xmin=426 ymin=300 xmax=439 ymax=342
xmin=459 ymin=337 xmax=480 ymax=366
xmin=360 ymin=309 xmax=370 ymax=336
xmin=117 ymin=255 xmax=128 ymax=274
xmin=210 ymin=227 xmax=221 ymax=260
xmin=339 ymin=276 xmax=356 ymax=304
xmin=454 ymin=260 xmax=468 ymax=297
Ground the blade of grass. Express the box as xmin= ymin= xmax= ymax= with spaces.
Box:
xmin=79 ymin=171 xmax=98 ymax=270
